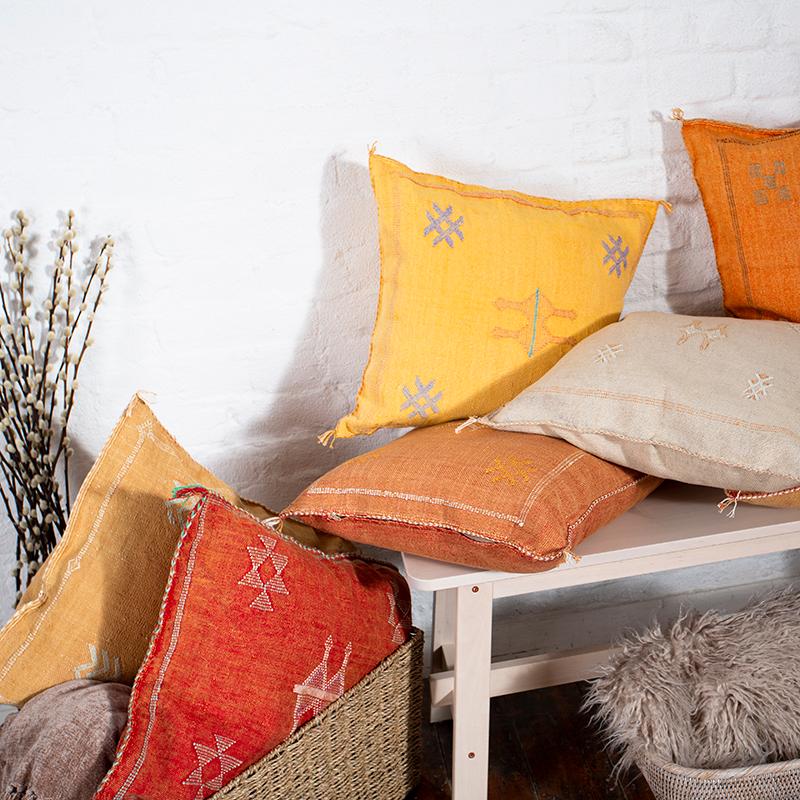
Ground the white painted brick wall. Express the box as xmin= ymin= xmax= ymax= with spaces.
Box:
xmin=1 ymin=0 xmax=799 ymax=657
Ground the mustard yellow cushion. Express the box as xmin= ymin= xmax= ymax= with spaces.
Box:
xmin=0 ymin=396 xmax=341 ymax=706
xmin=329 ymin=153 xmax=667 ymax=440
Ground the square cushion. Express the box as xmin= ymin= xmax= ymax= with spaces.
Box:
xmin=327 ymin=152 xmax=666 ymax=441
xmin=284 ymin=422 xmax=661 ymax=573
xmin=95 ymin=487 xmax=410 ymax=799
xmin=481 ymin=312 xmax=800 ymax=494
xmin=681 ymin=116 xmax=800 ymax=321
xmin=0 ymin=396 xmax=339 ymax=706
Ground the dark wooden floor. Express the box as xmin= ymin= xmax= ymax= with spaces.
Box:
xmin=411 ymin=682 xmax=654 ymax=800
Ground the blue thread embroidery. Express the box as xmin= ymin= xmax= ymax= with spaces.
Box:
xmin=423 ymin=203 xmax=465 ymax=248
xmin=527 ymin=288 xmax=541 ymax=358
xmin=400 ymin=377 xmax=443 ymax=420
xmin=602 ymin=234 xmax=629 ymax=278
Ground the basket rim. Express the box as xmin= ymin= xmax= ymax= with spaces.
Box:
xmin=212 ymin=626 xmax=423 ymax=796
xmin=638 ymin=750 xmax=800 ymax=780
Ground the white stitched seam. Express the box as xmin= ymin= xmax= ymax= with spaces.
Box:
xmin=288 ymin=509 xmax=560 ymax=560
xmin=519 ymin=452 xmax=586 ymax=522
xmin=0 ymin=424 xmax=160 ymax=686
xmin=486 ymin=421 xmax=800 ymax=482
xmin=113 ymin=499 xmax=209 ymax=799
xmin=520 ymin=386 xmax=800 ymax=443
xmin=567 ymin=475 xmax=650 ymax=536
xmin=726 ymin=485 xmax=800 ymax=500
xmin=305 ymin=487 xmax=527 ymax=525
xmin=288 ymin=474 xmax=653 ymax=563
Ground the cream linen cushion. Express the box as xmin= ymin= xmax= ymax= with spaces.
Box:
xmin=481 ymin=312 xmax=800 ymax=493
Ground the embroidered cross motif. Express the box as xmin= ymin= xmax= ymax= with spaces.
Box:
xmin=484 ymin=455 xmax=537 ymax=486
xmin=423 ymin=202 xmax=465 ymax=248
xmin=744 ymin=372 xmax=773 ymax=400
xmin=182 ymin=734 xmax=243 ymax=800
xmin=602 ymin=234 xmax=630 ymax=278
xmin=292 ymin=636 xmax=352 ymax=730
xmin=238 ymin=533 xmax=289 ymax=612
xmin=386 ymin=589 xmax=408 ymax=645
xmin=400 ymin=377 xmax=443 ymax=420
xmin=594 ymin=343 xmax=624 ymax=363
xmin=749 ymin=161 xmax=792 ymax=205
xmin=676 ymin=321 xmax=728 ymax=351
xmin=492 ymin=291 xmax=577 ymax=355
xmin=73 ymin=643 xmax=122 ymax=681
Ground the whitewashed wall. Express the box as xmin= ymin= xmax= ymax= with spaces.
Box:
xmin=1 ymin=0 xmax=799 ymax=658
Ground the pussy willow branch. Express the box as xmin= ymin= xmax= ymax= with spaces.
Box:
xmin=0 ymin=210 xmax=114 ymax=599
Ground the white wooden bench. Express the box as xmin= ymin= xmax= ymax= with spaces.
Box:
xmin=402 ymin=481 xmax=800 ymax=800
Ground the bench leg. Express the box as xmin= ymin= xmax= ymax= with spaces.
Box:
xmin=430 ymin=587 xmax=456 ymax=722
xmin=451 ymin=582 xmax=493 ymax=800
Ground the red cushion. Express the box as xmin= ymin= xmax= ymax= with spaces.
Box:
xmin=95 ymin=486 xmax=410 ymax=799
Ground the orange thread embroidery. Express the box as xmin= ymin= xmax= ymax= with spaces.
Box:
xmin=484 ymin=456 xmax=538 ymax=486
xmin=676 ymin=321 xmax=728 ymax=350
xmin=492 ymin=292 xmax=577 ymax=354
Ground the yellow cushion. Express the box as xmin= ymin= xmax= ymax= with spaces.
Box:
xmin=329 ymin=153 xmax=667 ymax=440
xmin=0 ymin=395 xmax=343 ymax=705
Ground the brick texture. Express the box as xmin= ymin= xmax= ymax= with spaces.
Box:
xmin=0 ymin=1 xmax=798 ymax=641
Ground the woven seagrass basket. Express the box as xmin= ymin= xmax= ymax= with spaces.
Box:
xmin=639 ymin=752 xmax=800 ymax=800
xmin=212 ymin=627 xmax=423 ymax=800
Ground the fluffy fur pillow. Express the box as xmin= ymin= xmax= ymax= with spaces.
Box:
xmin=586 ymin=587 xmax=800 ymax=771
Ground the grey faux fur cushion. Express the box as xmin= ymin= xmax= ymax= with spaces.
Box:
xmin=586 ymin=587 xmax=800 ymax=771
xmin=0 ymin=679 xmax=130 ymax=800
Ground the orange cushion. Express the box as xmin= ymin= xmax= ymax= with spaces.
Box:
xmin=283 ymin=423 xmax=661 ymax=573
xmin=96 ymin=487 xmax=410 ymax=799
xmin=682 ymin=117 xmax=800 ymax=321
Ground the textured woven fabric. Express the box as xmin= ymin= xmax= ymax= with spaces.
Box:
xmin=0 ymin=396 xmax=339 ymax=707
xmin=284 ymin=422 xmax=660 ymax=573
xmin=482 ymin=312 xmax=800 ymax=493
xmin=95 ymin=487 xmax=410 ymax=800
xmin=0 ymin=679 xmax=130 ymax=800
xmin=329 ymin=152 xmax=665 ymax=440
xmin=682 ymin=116 xmax=800 ymax=321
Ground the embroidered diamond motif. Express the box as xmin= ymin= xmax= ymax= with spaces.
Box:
xmin=676 ymin=321 xmax=728 ymax=351
xmin=744 ymin=372 xmax=773 ymax=400
xmin=484 ymin=456 xmax=537 ymax=486
xmin=292 ymin=636 xmax=352 ymax=730
xmin=594 ymin=343 xmax=624 ymax=363
xmin=602 ymin=234 xmax=630 ymax=278
xmin=73 ymin=643 xmax=122 ymax=680
xmin=182 ymin=734 xmax=243 ymax=799
xmin=238 ymin=533 xmax=289 ymax=612
xmin=423 ymin=202 xmax=465 ymax=248
xmin=400 ymin=377 xmax=442 ymax=420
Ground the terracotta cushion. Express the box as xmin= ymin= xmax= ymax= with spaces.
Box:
xmin=95 ymin=487 xmax=410 ymax=799
xmin=682 ymin=116 xmax=800 ymax=321
xmin=0 ymin=396 xmax=342 ymax=707
xmin=283 ymin=423 xmax=661 ymax=573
